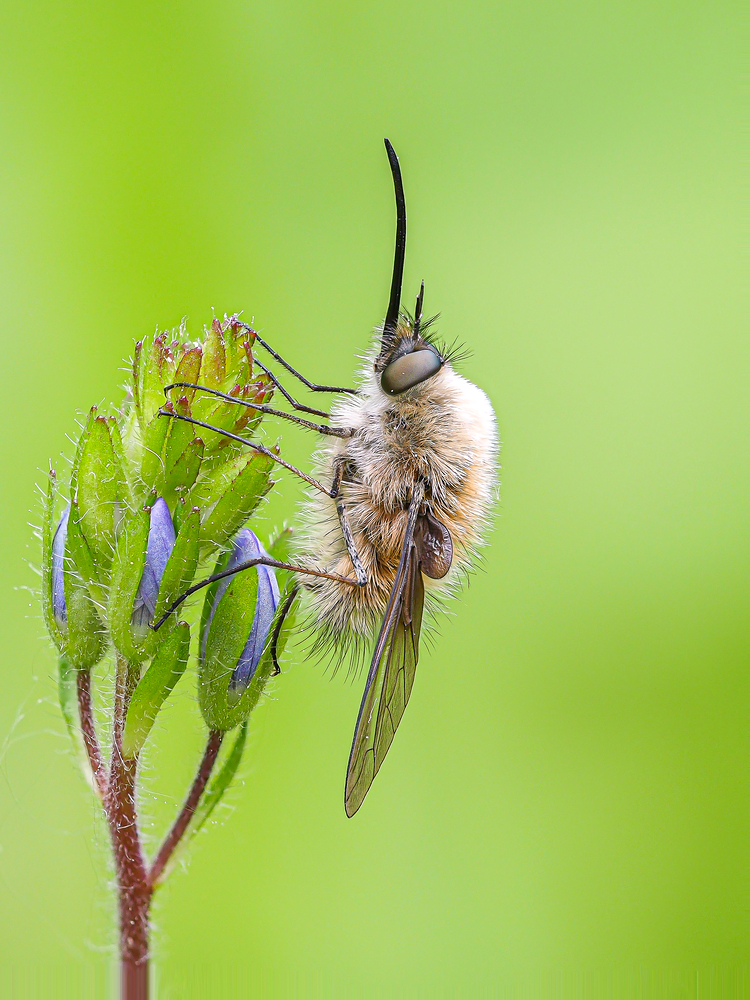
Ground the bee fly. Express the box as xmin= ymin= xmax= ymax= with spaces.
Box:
xmin=157 ymin=139 xmax=498 ymax=816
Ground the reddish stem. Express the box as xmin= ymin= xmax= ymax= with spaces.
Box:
xmin=149 ymin=729 xmax=224 ymax=887
xmin=76 ymin=669 xmax=108 ymax=798
xmin=78 ymin=655 xmax=224 ymax=999
xmin=108 ymin=749 xmax=150 ymax=999
xmin=107 ymin=655 xmax=151 ymax=999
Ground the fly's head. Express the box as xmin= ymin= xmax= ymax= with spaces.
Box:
xmin=376 ymin=139 xmax=445 ymax=399
xmin=375 ymin=283 xmax=444 ymax=397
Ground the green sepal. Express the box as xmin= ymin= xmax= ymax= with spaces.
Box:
xmin=198 ymin=558 xmax=296 ymax=731
xmin=76 ymin=410 xmax=118 ymax=573
xmin=200 ymin=319 xmax=226 ymax=390
xmin=172 ymin=496 xmax=190 ymax=535
xmin=163 ymin=397 xmax=196 ymax=477
xmin=152 ymin=721 xmax=248 ymax=887
xmin=167 ymin=345 xmax=203 ymax=404
xmin=151 ymin=508 xmax=200 ymax=636
xmin=66 ymin=499 xmax=108 ymax=610
xmin=267 ymin=525 xmax=295 ymax=593
xmin=193 ymin=449 xmax=252 ymax=510
xmin=140 ymin=334 xmax=173 ymax=425
xmin=193 ymin=375 xmax=272 ymax=453
xmin=222 ymin=319 xmax=253 ymax=390
xmin=58 ymin=656 xmax=96 ymax=791
xmin=226 ymin=579 xmax=298 ymax=713
xmin=62 ymin=531 xmax=107 ymax=669
xmin=163 ymin=437 xmax=204 ymax=510
xmin=132 ymin=340 xmax=144 ymax=426
xmin=267 ymin=525 xmax=293 ymax=563
xmin=199 ymin=452 xmax=274 ymax=549
xmin=109 ymin=419 xmax=135 ymax=509
xmin=139 ymin=412 xmax=169 ymax=494
xmin=108 ymin=503 xmax=150 ymax=662
xmin=198 ymin=554 xmax=259 ymax=731
xmin=122 ymin=622 xmax=190 ymax=759
xmin=191 ymin=390 xmax=243 ymax=448
xmin=41 ymin=469 xmax=63 ymax=650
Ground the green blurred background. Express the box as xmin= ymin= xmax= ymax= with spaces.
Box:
xmin=0 ymin=0 xmax=746 ymax=995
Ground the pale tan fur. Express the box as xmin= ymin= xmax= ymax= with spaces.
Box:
xmin=297 ymin=326 xmax=499 ymax=657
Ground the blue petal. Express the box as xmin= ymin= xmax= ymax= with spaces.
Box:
xmin=229 ymin=563 xmax=280 ymax=692
xmin=132 ymin=498 xmax=176 ymax=626
xmin=51 ymin=505 xmax=70 ymax=627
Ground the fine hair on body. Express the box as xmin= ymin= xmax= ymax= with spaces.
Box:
xmin=297 ymin=317 xmax=498 ymax=667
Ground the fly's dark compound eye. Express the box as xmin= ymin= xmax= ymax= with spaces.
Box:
xmin=380 ymin=347 xmax=442 ymax=396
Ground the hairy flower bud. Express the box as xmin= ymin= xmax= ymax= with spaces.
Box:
xmin=198 ymin=529 xmax=281 ymax=730
xmin=44 ymin=495 xmax=106 ymax=669
xmin=202 ymin=530 xmax=280 ymax=692
xmin=131 ymin=498 xmax=176 ymax=628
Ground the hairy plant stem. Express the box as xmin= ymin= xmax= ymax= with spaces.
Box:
xmin=149 ymin=728 xmax=224 ymax=886
xmin=76 ymin=669 xmax=108 ymax=798
xmin=108 ymin=654 xmax=150 ymax=1000
xmin=76 ymin=658 xmax=225 ymax=1000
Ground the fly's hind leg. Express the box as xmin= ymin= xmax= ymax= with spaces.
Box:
xmin=270 ymin=584 xmax=300 ymax=675
xmin=331 ymin=458 xmax=367 ymax=587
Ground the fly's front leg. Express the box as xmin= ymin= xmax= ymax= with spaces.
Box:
xmin=236 ymin=322 xmax=358 ymax=397
xmin=331 ymin=458 xmax=367 ymax=587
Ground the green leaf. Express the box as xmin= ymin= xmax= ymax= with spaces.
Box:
xmin=122 ymin=622 xmax=190 ymax=759
xmin=199 ymin=452 xmax=274 ymax=550
xmin=58 ymin=656 xmax=96 ymax=792
xmin=152 ymin=507 xmax=200 ymax=630
xmin=108 ymin=503 xmax=150 ymax=662
xmin=153 ymin=722 xmax=248 ymax=887
xmin=41 ymin=470 xmax=63 ymax=650
xmin=77 ymin=411 xmax=118 ymax=572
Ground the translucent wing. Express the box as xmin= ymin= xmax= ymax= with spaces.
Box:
xmin=344 ymin=497 xmax=425 ymax=817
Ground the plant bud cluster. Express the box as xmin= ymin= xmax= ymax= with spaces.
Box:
xmin=41 ymin=316 xmax=297 ymax=749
